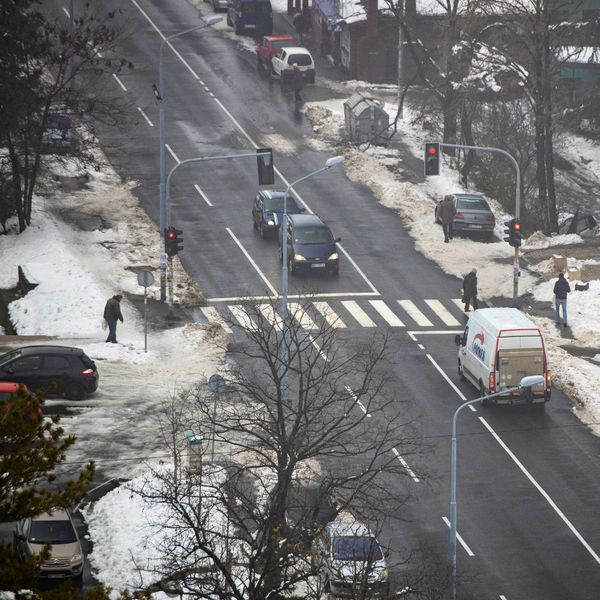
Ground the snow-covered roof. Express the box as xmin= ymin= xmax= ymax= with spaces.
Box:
xmin=337 ymin=0 xmax=392 ymax=24
xmin=557 ymin=46 xmax=600 ymax=64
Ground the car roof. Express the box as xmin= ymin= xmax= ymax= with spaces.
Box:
xmin=289 ymin=213 xmax=326 ymax=227
xmin=3 ymin=345 xmax=83 ymax=356
xmin=260 ymin=190 xmax=288 ymax=200
xmin=265 ymin=35 xmax=296 ymax=42
xmin=327 ymin=512 xmax=373 ymax=538
xmin=281 ymin=46 xmax=312 ymax=55
xmin=453 ymin=193 xmax=486 ymax=200
xmin=30 ymin=509 xmax=71 ymax=521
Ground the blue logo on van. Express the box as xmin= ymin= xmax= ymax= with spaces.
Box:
xmin=472 ymin=332 xmax=486 ymax=361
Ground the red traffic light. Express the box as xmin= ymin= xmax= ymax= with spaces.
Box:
xmin=514 ymin=222 xmax=521 ymax=232
xmin=427 ymin=145 xmax=438 ymax=156
xmin=167 ymin=230 xmax=176 ymax=239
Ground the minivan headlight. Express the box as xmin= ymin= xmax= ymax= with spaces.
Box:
xmin=71 ymin=553 xmax=82 ymax=563
xmin=377 ymin=567 xmax=389 ymax=582
xmin=267 ymin=219 xmax=275 ymax=226
xmin=294 ymin=254 xmax=306 ymax=261
xmin=328 ymin=252 xmax=338 ymax=260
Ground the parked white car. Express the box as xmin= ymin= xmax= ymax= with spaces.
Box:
xmin=271 ymin=46 xmax=315 ymax=83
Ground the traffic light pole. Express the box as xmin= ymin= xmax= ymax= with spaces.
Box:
xmin=439 ymin=143 xmax=521 ymax=306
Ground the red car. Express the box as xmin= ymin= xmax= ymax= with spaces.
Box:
xmin=256 ymin=34 xmax=298 ymax=69
xmin=0 ymin=381 xmax=42 ymax=421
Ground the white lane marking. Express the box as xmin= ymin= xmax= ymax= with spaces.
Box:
xmin=128 ymin=1 xmax=379 ymax=298
xmin=199 ymin=306 xmax=232 ymax=333
xmin=228 ymin=305 xmax=257 ymax=331
xmin=341 ymin=301 xmax=376 ymax=327
xmin=194 ymin=184 xmax=213 ymax=207
xmin=345 ymin=386 xmax=371 ymax=417
xmin=425 ymin=354 xmax=477 ymax=412
xmin=258 ymin=304 xmax=283 ymax=330
xmin=397 ymin=300 xmax=434 ymax=327
xmin=313 ymin=301 xmax=346 ymax=328
xmin=417 ymin=344 xmax=424 ymax=350
xmin=112 ymin=73 xmax=128 ymax=92
xmin=137 ymin=107 xmax=154 ymax=127
xmin=392 ymin=447 xmax=419 ymax=482
xmin=62 ymin=7 xmax=70 ymax=18
xmin=407 ymin=332 xmax=417 ymax=342
xmin=165 ymin=144 xmax=180 ymax=164
xmin=479 ymin=416 xmax=600 ymax=565
xmin=226 ymin=228 xmax=277 ymax=296
xmin=129 ymin=0 xmax=200 ymax=80
xmin=308 ymin=334 xmax=329 ymax=362
xmin=425 ymin=299 xmax=461 ymax=326
xmin=289 ymin=303 xmax=317 ymax=330
xmin=369 ymin=300 xmax=405 ymax=327
xmin=499 ymin=596 xmax=508 ymax=600
xmin=209 ymin=92 xmax=215 ymax=98
xmin=408 ymin=330 xmax=463 ymax=335
xmin=442 ymin=516 xmax=475 ymax=556
xmin=207 ymin=292 xmax=379 ymax=303
xmin=337 ymin=243 xmax=379 ymax=295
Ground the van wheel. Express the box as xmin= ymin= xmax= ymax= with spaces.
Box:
xmin=65 ymin=382 xmax=86 ymax=401
xmin=226 ymin=13 xmax=232 ymax=26
xmin=458 ymin=361 xmax=465 ymax=381
xmin=479 ymin=382 xmax=489 ymax=407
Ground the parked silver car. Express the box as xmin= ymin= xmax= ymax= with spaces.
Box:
xmin=311 ymin=512 xmax=389 ymax=597
xmin=435 ymin=193 xmax=496 ymax=239
xmin=14 ymin=509 xmax=84 ymax=585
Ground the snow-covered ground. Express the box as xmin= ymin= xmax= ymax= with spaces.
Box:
xmin=2 ymin=7 xmax=600 ymax=594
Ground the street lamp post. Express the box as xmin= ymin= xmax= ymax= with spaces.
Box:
xmin=280 ymin=156 xmax=345 ymax=356
xmin=449 ymin=375 xmax=545 ymax=600
xmin=157 ymin=17 xmax=222 ymax=236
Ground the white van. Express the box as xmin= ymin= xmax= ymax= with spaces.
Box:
xmin=455 ymin=308 xmax=551 ymax=406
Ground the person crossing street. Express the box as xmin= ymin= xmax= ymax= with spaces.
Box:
xmin=462 ymin=268 xmax=478 ymax=312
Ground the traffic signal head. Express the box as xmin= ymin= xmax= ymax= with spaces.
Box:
xmin=257 ymin=147 xmax=274 ymax=186
xmin=165 ymin=226 xmax=184 ymax=256
xmin=503 ymin=218 xmax=521 ymax=247
xmin=424 ymin=142 xmax=440 ymax=176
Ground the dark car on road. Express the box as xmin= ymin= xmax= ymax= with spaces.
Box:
xmin=0 ymin=345 xmax=98 ymax=400
xmin=435 ymin=193 xmax=496 ymax=239
xmin=253 ymin=190 xmax=305 ymax=238
xmin=279 ymin=213 xmax=341 ymax=275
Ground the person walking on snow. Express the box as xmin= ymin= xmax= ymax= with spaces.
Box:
xmin=437 ymin=195 xmax=456 ymax=243
xmin=103 ymin=294 xmax=124 ymax=343
xmin=291 ymin=63 xmax=304 ymax=104
xmin=462 ymin=268 xmax=478 ymax=312
xmin=553 ymin=272 xmax=571 ymax=327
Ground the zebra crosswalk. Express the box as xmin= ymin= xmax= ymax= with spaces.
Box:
xmin=199 ymin=298 xmax=468 ymax=333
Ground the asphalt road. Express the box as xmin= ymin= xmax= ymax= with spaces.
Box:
xmin=42 ymin=0 xmax=600 ymax=598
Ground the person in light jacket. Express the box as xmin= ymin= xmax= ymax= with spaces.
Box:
xmin=553 ymin=272 xmax=571 ymax=327
xmin=437 ymin=195 xmax=457 ymax=243
xmin=103 ymin=294 xmax=124 ymax=343
xmin=462 ymin=268 xmax=478 ymax=312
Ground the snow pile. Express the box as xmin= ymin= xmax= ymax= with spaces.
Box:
xmin=523 ymin=232 xmax=584 ymax=249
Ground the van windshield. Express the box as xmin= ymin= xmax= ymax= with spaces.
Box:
xmin=264 ymin=197 xmax=301 ymax=213
xmin=294 ymin=226 xmax=334 ymax=244
xmin=456 ymin=197 xmax=490 ymax=211
xmin=29 ymin=520 xmax=77 ymax=544
xmin=332 ymin=536 xmax=383 ymax=561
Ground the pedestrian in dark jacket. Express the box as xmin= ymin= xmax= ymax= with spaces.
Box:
xmin=553 ymin=272 xmax=571 ymax=327
xmin=291 ymin=63 xmax=304 ymax=103
xmin=462 ymin=268 xmax=478 ymax=312
xmin=103 ymin=294 xmax=124 ymax=343
xmin=437 ymin=195 xmax=457 ymax=243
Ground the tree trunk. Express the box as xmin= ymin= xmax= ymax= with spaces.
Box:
xmin=6 ymin=136 xmax=26 ymax=233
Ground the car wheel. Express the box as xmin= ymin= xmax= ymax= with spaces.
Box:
xmin=308 ymin=74 xmax=315 ymax=84
xmin=72 ymin=574 xmax=83 ymax=588
xmin=65 ymin=382 xmax=86 ymax=401
xmin=458 ymin=360 xmax=465 ymax=381
xmin=259 ymin=223 xmax=266 ymax=239
xmin=226 ymin=13 xmax=232 ymax=26
xmin=479 ymin=382 xmax=489 ymax=407
xmin=331 ymin=265 xmax=339 ymax=276
xmin=235 ymin=24 xmax=242 ymax=35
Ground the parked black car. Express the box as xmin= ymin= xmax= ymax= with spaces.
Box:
xmin=0 ymin=345 xmax=98 ymax=400
xmin=252 ymin=190 xmax=305 ymax=239
xmin=279 ymin=213 xmax=341 ymax=275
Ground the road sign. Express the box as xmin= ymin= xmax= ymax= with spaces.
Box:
xmin=208 ymin=374 xmax=226 ymax=394
xmin=137 ymin=271 xmax=155 ymax=287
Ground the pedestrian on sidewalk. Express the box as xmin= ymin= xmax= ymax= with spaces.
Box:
xmin=462 ymin=268 xmax=478 ymax=312
xmin=437 ymin=195 xmax=456 ymax=243
xmin=291 ymin=63 xmax=304 ymax=105
xmin=553 ymin=272 xmax=571 ymax=327
xmin=103 ymin=294 xmax=124 ymax=343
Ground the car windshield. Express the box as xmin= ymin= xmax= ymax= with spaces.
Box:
xmin=456 ymin=197 xmax=490 ymax=211
xmin=294 ymin=226 xmax=333 ymax=244
xmin=288 ymin=53 xmax=312 ymax=66
xmin=29 ymin=520 xmax=77 ymax=544
xmin=332 ymin=536 xmax=383 ymax=561
xmin=264 ymin=197 xmax=301 ymax=213
xmin=0 ymin=350 xmax=21 ymax=368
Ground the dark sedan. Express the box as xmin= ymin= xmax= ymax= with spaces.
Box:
xmin=0 ymin=345 xmax=98 ymax=400
xmin=435 ymin=193 xmax=496 ymax=240
xmin=252 ymin=190 xmax=304 ymax=239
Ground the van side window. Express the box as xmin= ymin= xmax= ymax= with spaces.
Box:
xmin=462 ymin=326 xmax=468 ymax=347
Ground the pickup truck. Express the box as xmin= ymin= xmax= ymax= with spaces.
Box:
xmin=256 ymin=35 xmax=297 ymax=70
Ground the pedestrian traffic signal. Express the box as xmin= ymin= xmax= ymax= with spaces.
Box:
xmin=164 ymin=226 xmax=183 ymax=256
xmin=503 ymin=218 xmax=521 ymax=247
xmin=424 ymin=142 xmax=440 ymax=176
xmin=257 ymin=147 xmax=274 ymax=186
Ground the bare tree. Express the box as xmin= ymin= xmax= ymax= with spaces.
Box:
xmin=132 ymin=295 xmax=431 ymax=599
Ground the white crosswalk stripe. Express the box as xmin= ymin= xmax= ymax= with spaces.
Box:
xmin=258 ymin=303 xmax=283 ymax=330
xmin=369 ymin=300 xmax=405 ymax=327
xmin=452 ymin=298 xmax=466 ymax=312
xmin=313 ymin=301 xmax=347 ymax=328
xmin=397 ymin=300 xmax=434 ymax=327
xmin=289 ymin=303 xmax=318 ymax=330
xmin=341 ymin=301 xmax=376 ymax=327
xmin=425 ymin=299 xmax=461 ymax=326
xmin=228 ymin=305 xmax=257 ymax=331
xmin=199 ymin=306 xmax=232 ymax=333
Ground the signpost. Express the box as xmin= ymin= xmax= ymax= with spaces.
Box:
xmin=208 ymin=374 xmax=226 ymax=462
xmin=137 ymin=270 xmax=155 ymax=352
